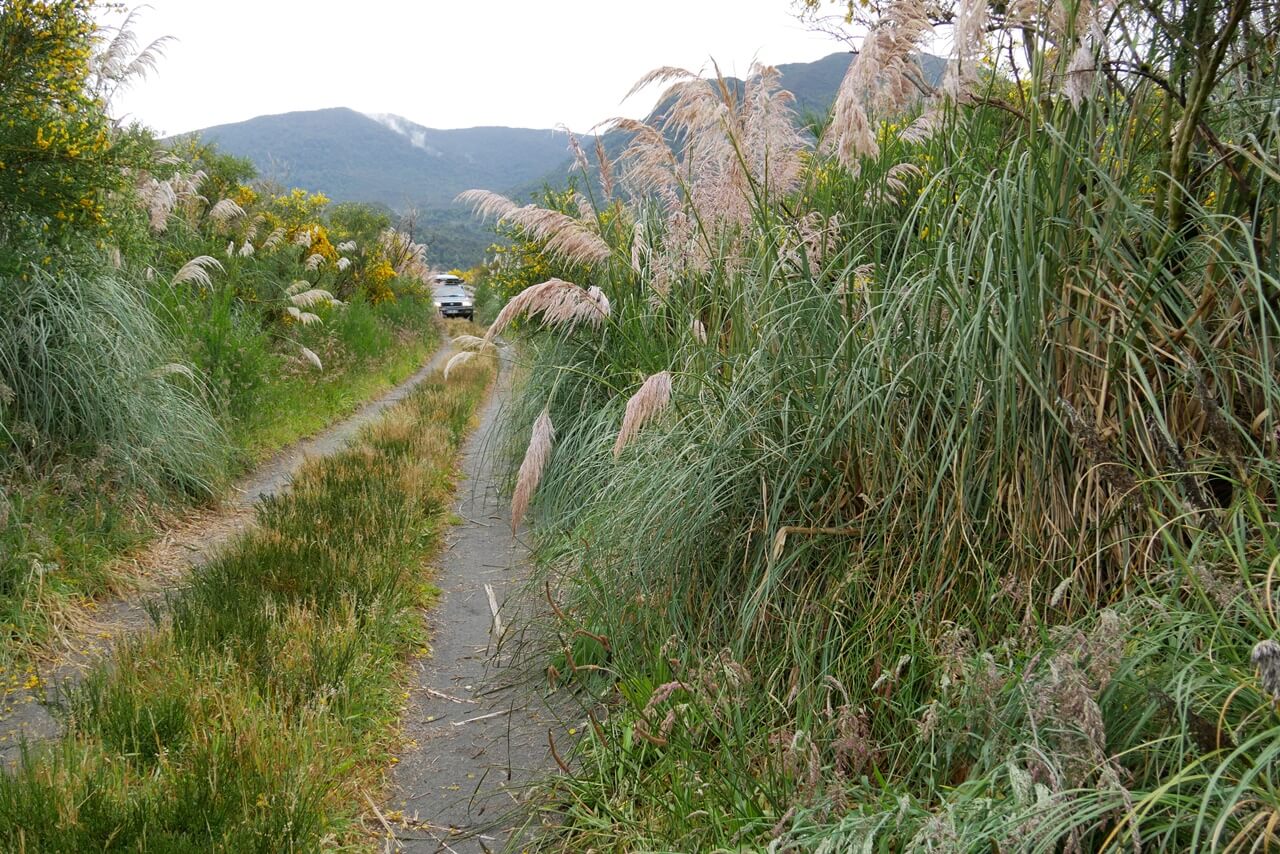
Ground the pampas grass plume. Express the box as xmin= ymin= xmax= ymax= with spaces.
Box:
xmin=171 ymin=255 xmax=223 ymax=288
xmin=512 ymin=408 xmax=555 ymax=533
xmin=300 ymin=345 xmax=323 ymax=371
xmin=443 ymin=350 xmax=477 ymax=380
xmin=614 ymin=371 xmax=673 ymax=458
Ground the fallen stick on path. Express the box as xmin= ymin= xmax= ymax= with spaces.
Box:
xmin=451 ymin=709 xmax=512 ymax=727
xmin=425 ymin=687 xmax=477 ymax=705
xmin=484 ymin=583 xmax=503 ymax=639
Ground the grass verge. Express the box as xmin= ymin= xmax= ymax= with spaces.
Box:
xmin=0 ymin=313 xmax=441 ymax=668
xmin=0 ymin=344 xmax=494 ymax=850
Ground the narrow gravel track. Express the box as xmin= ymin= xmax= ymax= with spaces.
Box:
xmin=0 ymin=342 xmax=455 ymax=767
xmin=381 ymin=355 xmax=566 ymax=853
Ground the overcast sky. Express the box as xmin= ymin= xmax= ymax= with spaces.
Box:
xmin=101 ymin=1 xmax=845 ymax=136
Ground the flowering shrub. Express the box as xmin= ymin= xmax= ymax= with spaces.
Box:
xmin=0 ymin=0 xmax=147 ymax=270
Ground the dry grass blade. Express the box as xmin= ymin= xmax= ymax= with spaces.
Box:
xmin=614 ymin=371 xmax=673 ymax=458
xmin=512 ymin=408 xmax=555 ymax=533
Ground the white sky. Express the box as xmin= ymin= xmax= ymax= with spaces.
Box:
xmin=102 ymin=1 xmax=845 ymax=136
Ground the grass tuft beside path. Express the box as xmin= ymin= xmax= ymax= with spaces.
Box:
xmin=0 ymin=347 xmax=495 ymax=851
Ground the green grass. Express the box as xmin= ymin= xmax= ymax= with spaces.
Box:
xmin=469 ymin=6 xmax=1280 ymax=848
xmin=230 ymin=316 xmax=440 ymax=464
xmin=0 ymin=350 xmax=494 ymax=851
xmin=0 ymin=300 xmax=441 ymax=668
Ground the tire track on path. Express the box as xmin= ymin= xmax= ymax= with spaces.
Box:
xmin=381 ymin=354 xmax=568 ymax=853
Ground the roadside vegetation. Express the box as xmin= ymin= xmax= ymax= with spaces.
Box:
xmin=458 ymin=0 xmax=1280 ymax=848
xmin=0 ymin=331 xmax=494 ymax=849
xmin=0 ymin=2 xmax=441 ymax=664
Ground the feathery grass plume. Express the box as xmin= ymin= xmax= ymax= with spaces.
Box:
xmin=336 ymin=240 xmax=357 ymax=253
xmin=293 ymin=227 xmax=314 ymax=248
xmin=225 ymin=240 xmax=235 ymax=258
xmin=790 ymin=211 xmax=844 ymax=267
xmin=171 ymin=255 xmax=223 ymax=288
xmin=89 ymin=6 xmax=172 ymax=105
xmin=898 ymin=108 xmax=941 ymax=144
xmin=299 ymin=345 xmax=323 ymax=371
xmin=452 ymin=334 xmax=498 ymax=353
xmin=1062 ymin=21 xmax=1102 ymax=109
xmin=207 ymin=198 xmax=245 ymax=225
xmin=560 ymin=125 xmax=590 ymax=172
xmin=943 ymin=0 xmax=990 ymax=100
xmin=866 ymin=162 xmax=924 ymax=205
xmin=139 ymin=176 xmax=177 ymax=232
xmin=742 ymin=63 xmax=806 ymax=198
xmin=487 ymin=278 xmax=611 ymax=341
xmin=168 ymin=169 xmax=208 ymax=226
xmin=630 ymin=221 xmax=647 ymax=275
xmin=613 ymin=371 xmax=673 ymax=458
xmin=304 ymin=253 xmax=324 ymax=271
xmin=244 ymin=213 xmax=264 ymax=244
xmin=261 ymin=226 xmax=287 ymax=252
xmin=587 ymin=285 xmax=611 ymax=319
xmin=238 ymin=241 xmax=255 ymax=258
xmin=443 ymin=350 xmax=477 ymax=380
xmin=609 ymin=118 xmax=681 ymax=209
xmin=287 ymin=306 xmax=321 ymax=326
xmin=691 ymin=317 xmax=708 ymax=344
xmin=336 ymin=257 xmax=351 ymax=272
xmin=824 ymin=0 xmax=933 ymax=168
xmin=512 ymin=408 xmax=555 ymax=533
xmin=285 ymin=280 xmax=311 ymax=295
xmin=573 ymin=192 xmax=596 ymax=222
xmin=595 ymin=135 xmax=615 ymax=198
xmin=457 ymin=189 xmax=612 ymax=267
xmin=289 ymin=288 xmax=335 ymax=309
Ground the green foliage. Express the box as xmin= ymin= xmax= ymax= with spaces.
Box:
xmin=475 ymin=1 xmax=1280 ymax=848
xmin=0 ymin=355 xmax=494 ymax=849
xmin=0 ymin=0 xmax=148 ymax=267
xmin=0 ymin=2 xmax=448 ymax=665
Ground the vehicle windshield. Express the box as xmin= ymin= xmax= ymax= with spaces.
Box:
xmin=434 ymin=286 xmax=468 ymax=299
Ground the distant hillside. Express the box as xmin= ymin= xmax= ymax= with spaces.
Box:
xmin=180 ymin=52 xmax=944 ymax=268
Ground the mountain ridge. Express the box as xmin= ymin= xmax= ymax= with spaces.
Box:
xmin=180 ymin=52 xmax=943 ymax=268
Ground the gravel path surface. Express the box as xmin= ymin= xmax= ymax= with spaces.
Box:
xmin=0 ymin=343 xmax=454 ymax=768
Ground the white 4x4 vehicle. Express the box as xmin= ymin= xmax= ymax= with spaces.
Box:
xmin=431 ymin=274 xmax=473 ymax=320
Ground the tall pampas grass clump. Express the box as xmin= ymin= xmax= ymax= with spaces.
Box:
xmin=0 ymin=266 xmax=224 ymax=494
xmin=466 ymin=2 xmax=1280 ymax=846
